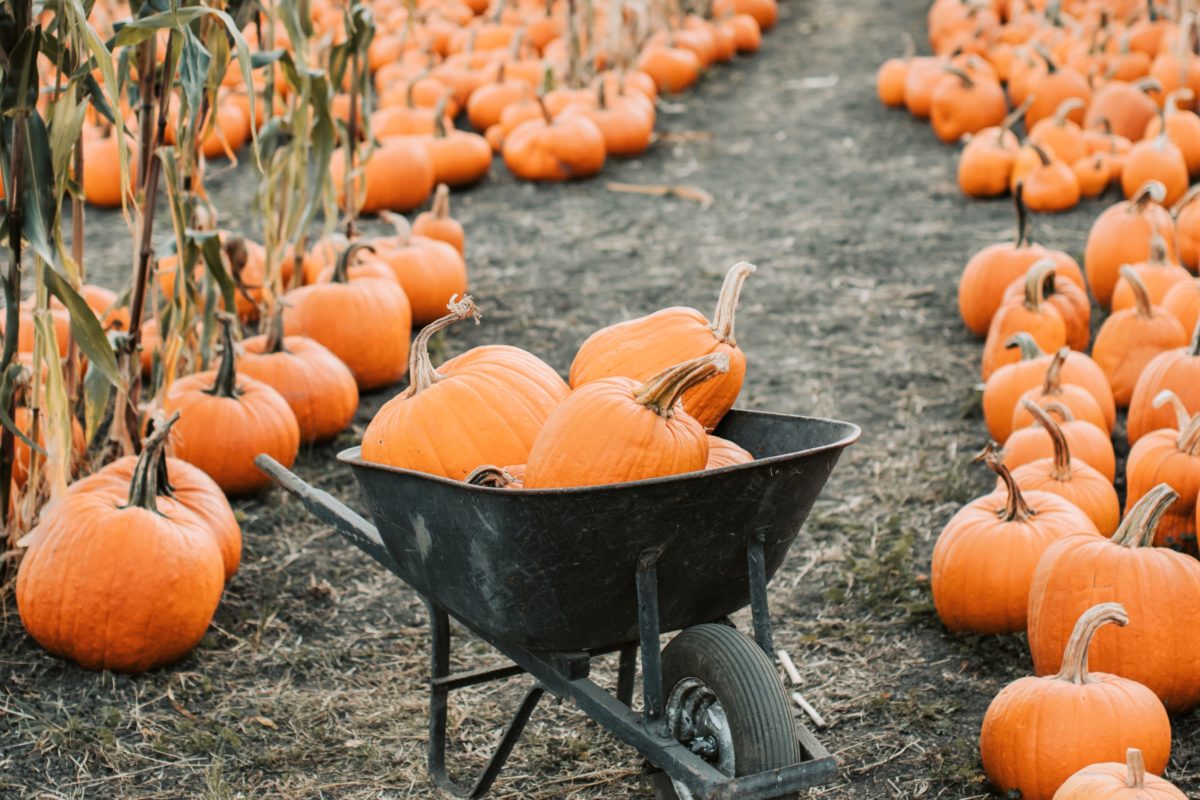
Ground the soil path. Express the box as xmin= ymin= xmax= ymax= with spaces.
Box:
xmin=4 ymin=0 xmax=1199 ymax=797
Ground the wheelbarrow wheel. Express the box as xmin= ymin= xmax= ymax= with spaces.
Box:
xmin=650 ymin=623 xmax=801 ymax=800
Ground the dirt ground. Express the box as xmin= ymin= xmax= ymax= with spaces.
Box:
xmin=3 ymin=0 xmax=1199 ymax=797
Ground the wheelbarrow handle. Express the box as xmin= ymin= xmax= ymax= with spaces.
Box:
xmin=254 ymin=454 xmax=400 ymax=573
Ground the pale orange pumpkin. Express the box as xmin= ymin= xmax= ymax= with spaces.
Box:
xmin=1054 ymin=749 xmax=1187 ymax=800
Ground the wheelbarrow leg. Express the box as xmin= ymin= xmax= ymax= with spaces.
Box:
xmin=636 ymin=549 xmax=665 ymax=726
xmin=616 ymin=644 xmax=638 ymax=707
xmin=746 ymin=534 xmax=775 ymax=658
xmin=426 ymin=603 xmax=544 ymax=799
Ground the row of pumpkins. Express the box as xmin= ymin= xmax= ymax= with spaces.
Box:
xmin=877 ymin=0 xmax=1200 ymax=216
xmin=14 ymin=252 xmax=761 ymax=673
xmin=877 ymin=2 xmax=1200 ymax=798
xmin=77 ymin=0 xmax=775 ymax=207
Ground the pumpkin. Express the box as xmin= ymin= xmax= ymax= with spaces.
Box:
xmin=957 ymin=118 xmax=1021 ymax=198
xmin=331 ymin=135 xmax=436 ymax=214
xmin=1144 ymin=90 xmax=1200 ymax=179
xmin=959 ymin=185 xmax=1085 ymax=335
xmin=706 ymin=435 xmax=753 ymax=469
xmin=423 ymin=99 xmax=493 ymax=187
xmin=931 ymin=444 xmax=1100 ymax=635
xmin=15 ymin=416 xmax=225 ymax=673
xmin=570 ymin=261 xmax=755 ymax=431
xmin=502 ymin=100 xmax=606 ymax=181
xmin=980 ymin=602 xmax=1171 ymax=800
xmin=1084 ymin=77 xmax=1162 ymax=142
xmin=1010 ymin=347 xmax=1113 ymax=435
xmin=240 ymin=311 xmax=360 ymax=444
xmin=1072 ymin=153 xmax=1115 ymax=199
xmin=1124 ymin=391 xmax=1200 ymax=551
xmin=1029 ymin=485 xmax=1200 ymax=713
xmin=1121 ymin=133 xmax=1190 ymax=207
xmin=983 ymin=334 xmax=1115 ymax=442
xmin=1163 ymin=279 xmax=1200 ymax=335
xmin=82 ymin=131 xmax=133 ymax=207
xmin=1127 ymin=323 xmax=1200 ymax=443
xmin=362 ymin=296 xmax=570 ymax=480
xmin=1093 ymin=267 xmax=1189 ymax=407
xmin=412 ymin=183 xmax=466 ymax=256
xmin=283 ymin=242 xmax=414 ymax=390
xmin=930 ymin=66 xmax=1008 ymax=143
xmin=466 ymin=63 xmax=534 ymax=131
xmin=1000 ymin=263 xmax=1091 ymax=351
xmin=558 ymin=80 xmax=655 ymax=158
xmin=1024 ymin=60 xmax=1092 ymax=129
xmin=637 ymin=41 xmax=701 ymax=94
xmin=1019 ymin=144 xmax=1082 ymax=213
xmin=1085 ymin=181 xmax=1178 ymax=309
xmin=163 ymin=315 xmax=301 ymax=496
xmin=1003 ymin=402 xmax=1117 ymax=482
xmin=1054 ymin=749 xmax=1187 ymax=800
xmin=981 ymin=261 xmax=1067 ymax=379
xmin=524 ymin=353 xmax=727 ymax=489
xmin=1008 ymin=402 xmax=1120 ymax=535
xmin=1176 ymin=185 xmax=1200 ymax=272
xmin=71 ymin=413 xmax=241 ymax=582
xmin=902 ymin=56 xmax=949 ymax=119
xmin=373 ymin=212 xmax=469 ymax=325
xmin=1110 ymin=235 xmax=1191 ymax=312
xmin=877 ymin=36 xmax=914 ymax=108
xmin=1029 ymin=98 xmax=1088 ymax=165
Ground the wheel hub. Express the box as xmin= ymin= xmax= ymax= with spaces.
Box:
xmin=665 ymin=678 xmax=735 ymax=800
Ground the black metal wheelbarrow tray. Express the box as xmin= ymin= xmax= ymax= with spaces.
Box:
xmin=256 ymin=408 xmax=860 ymax=800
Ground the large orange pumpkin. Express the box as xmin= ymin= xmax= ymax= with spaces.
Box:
xmin=1003 ymin=402 xmax=1116 ymax=482
xmin=362 ymin=296 xmax=570 ymax=480
xmin=1084 ymin=181 xmax=1178 ymax=309
xmin=981 ymin=603 xmax=1171 ymax=800
xmin=569 ymin=262 xmax=755 ymax=431
xmin=1127 ymin=323 xmax=1200 ymax=444
xmin=1010 ymin=348 xmax=1113 ymax=435
xmin=1110 ymin=235 xmax=1191 ymax=313
xmin=999 ymin=265 xmax=1091 ymax=351
xmin=1124 ymin=391 xmax=1200 ymax=552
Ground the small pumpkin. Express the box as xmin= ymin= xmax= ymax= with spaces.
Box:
xmin=1029 ymin=98 xmax=1089 ymax=165
xmin=1003 ymin=402 xmax=1116 ymax=482
xmin=525 ymin=353 xmax=728 ymax=489
xmin=1162 ymin=278 xmax=1200 ymax=335
xmin=877 ymin=35 xmax=915 ymax=108
xmin=1085 ymin=181 xmax=1178 ymax=309
xmin=1092 ymin=267 xmax=1189 ymax=407
xmin=362 ymin=296 xmax=570 ymax=480
xmin=1174 ymin=185 xmax=1200 ymax=272
xmin=1143 ymin=89 xmax=1200 ymax=179
xmin=502 ymin=99 xmax=606 ymax=181
xmin=1000 ymin=262 xmax=1091 ymax=351
xmin=1072 ymin=153 xmax=1115 ymax=199
xmin=1008 ymin=401 xmax=1120 ymax=535
xmin=570 ymin=261 xmax=755 ymax=431
xmin=163 ymin=315 xmax=301 ymax=496
xmin=412 ymin=183 xmax=466 ymax=256
xmin=980 ymin=602 xmax=1171 ymax=800
xmin=1110 ymin=235 xmax=1191 ymax=312
xmin=1084 ymin=77 xmax=1162 ymax=142
xmin=1019 ymin=144 xmax=1081 ymax=213
xmin=931 ymin=444 xmax=1100 ymax=635
xmin=1124 ymin=391 xmax=1200 ymax=551
xmin=1010 ymin=347 xmax=1113 ymax=435
xmin=423 ymin=97 xmax=493 ymax=187
xmin=559 ymin=80 xmax=655 ymax=158
xmin=1127 ymin=322 xmax=1200 ymax=443
xmin=902 ymin=56 xmax=949 ymax=119
xmin=1054 ymin=748 xmax=1187 ymax=800
xmin=982 ymin=261 xmax=1067 ymax=379
xmin=15 ymin=416 xmax=225 ymax=673
xmin=331 ymin=135 xmax=436 ymax=214
xmin=1121 ymin=133 xmax=1190 ymax=207
xmin=931 ymin=66 xmax=1009 ymax=143
xmin=957 ymin=115 xmax=1021 ymax=198
xmin=1029 ymin=485 xmax=1200 ymax=713
xmin=374 ymin=212 xmax=469 ymax=325
xmin=706 ymin=435 xmax=753 ymax=469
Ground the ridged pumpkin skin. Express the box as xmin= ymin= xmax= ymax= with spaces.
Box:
xmin=525 ymin=353 xmax=728 ymax=489
xmin=15 ymin=422 xmax=225 ymax=673
xmin=981 ymin=261 xmax=1067 ymax=379
xmin=373 ymin=214 xmax=469 ymax=325
xmin=240 ymin=332 xmax=360 ymax=443
xmin=1054 ymin=749 xmax=1187 ymax=800
xmin=932 ymin=447 xmax=1100 ymax=634
xmin=362 ymin=298 xmax=569 ymax=480
xmin=570 ymin=262 xmax=755 ymax=431
xmin=283 ymin=244 xmax=414 ymax=391
xmin=981 ymin=604 xmax=1171 ymax=800
xmin=1000 ymin=269 xmax=1091 ymax=351
xmin=706 ymin=435 xmax=753 ymax=469
xmin=1029 ymin=486 xmax=1200 ymax=713
xmin=163 ymin=319 xmax=301 ymax=496
xmin=1127 ymin=327 xmax=1200 ymax=444
xmin=1084 ymin=181 xmax=1178 ymax=309
xmin=1162 ymin=280 xmax=1200 ymax=338
xmin=1003 ymin=406 xmax=1116 ymax=482
xmin=412 ymin=184 xmax=466 ymax=256
xmin=1125 ymin=398 xmax=1200 ymax=551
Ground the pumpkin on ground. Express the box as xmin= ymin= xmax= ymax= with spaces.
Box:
xmin=1124 ymin=391 xmax=1200 ymax=552
xmin=1003 ymin=402 xmax=1116 ymax=482
xmin=373 ymin=213 xmax=469 ymax=325
xmin=412 ymin=183 xmax=466 ymax=256
xmin=931 ymin=444 xmax=1099 ymax=635
xmin=1084 ymin=181 xmax=1177 ymax=309
xmin=1053 ymin=749 xmax=1187 ymax=800
xmin=1127 ymin=322 xmax=1200 ymax=444
xmin=1010 ymin=348 xmax=1112 ymax=435
xmin=980 ymin=602 xmax=1172 ymax=800
xmin=999 ymin=263 xmax=1091 ymax=351
xmin=1110 ymin=235 xmax=1191 ymax=313
xmin=16 ymin=416 xmax=225 ymax=673
xmin=362 ymin=296 xmax=570 ymax=480
xmin=981 ymin=261 xmax=1067 ymax=379
xmin=570 ymin=261 xmax=755 ymax=431
xmin=163 ymin=315 xmax=300 ymax=496
xmin=502 ymin=100 xmax=606 ymax=181
xmin=525 ymin=353 xmax=728 ymax=488
xmin=1029 ymin=485 xmax=1200 ymax=713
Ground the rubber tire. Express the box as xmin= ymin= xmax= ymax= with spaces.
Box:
xmin=650 ymin=623 xmax=801 ymax=800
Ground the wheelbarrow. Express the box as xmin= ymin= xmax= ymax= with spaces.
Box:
xmin=255 ymin=408 xmax=860 ymax=800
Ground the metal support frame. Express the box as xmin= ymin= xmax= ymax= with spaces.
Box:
xmin=616 ymin=644 xmax=638 ymax=707
xmin=746 ymin=536 xmax=774 ymax=657
xmin=636 ymin=548 xmax=666 ymax=725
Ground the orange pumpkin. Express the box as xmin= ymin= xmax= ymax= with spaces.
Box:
xmin=525 ymin=353 xmax=728 ymax=488
xmin=1010 ymin=347 xmax=1115 ymax=435
xmin=1110 ymin=235 xmax=1191 ymax=312
xmin=570 ymin=262 xmax=755 ymax=431
xmin=982 ymin=261 xmax=1067 ymax=379
xmin=877 ymin=36 xmax=915 ymax=108
xmin=423 ymin=102 xmax=493 ymax=187
xmin=1055 ymin=748 xmax=1187 ymax=800
xmin=412 ymin=183 xmax=466 ymax=256
xmin=1086 ymin=181 xmax=1178 ymax=309
xmin=1124 ymin=391 xmax=1200 ymax=551
xmin=1162 ymin=278 xmax=1200 ymax=335
xmin=1000 ymin=265 xmax=1091 ymax=351
xmin=1143 ymin=90 xmax=1200 ymax=179
xmin=931 ymin=444 xmax=1100 ymax=634
xmin=1019 ymin=145 xmax=1082 ymax=212
xmin=362 ymin=297 xmax=570 ymax=480
xmin=1024 ymin=61 xmax=1092 ymax=129
xmin=903 ymin=56 xmax=949 ymax=119
xmin=980 ymin=603 xmax=1171 ymax=800
xmin=1029 ymin=485 xmax=1200 ymax=713
xmin=931 ymin=66 xmax=1009 ymax=143
xmin=1003 ymin=402 xmax=1116 ymax=482
xmin=373 ymin=212 xmax=469 ymax=325
xmin=1127 ymin=323 xmax=1200 ymax=443
xmin=331 ymin=136 xmax=436 ymax=214
xmin=1175 ymin=185 xmax=1200 ymax=272
xmin=502 ymin=102 xmax=606 ymax=181
xmin=1029 ymin=98 xmax=1088 ymax=165
xmin=1121 ymin=134 xmax=1189 ymax=207
xmin=957 ymin=120 xmax=1020 ymax=197
xmin=706 ymin=435 xmax=753 ymax=469
xmin=1084 ymin=77 xmax=1161 ymax=142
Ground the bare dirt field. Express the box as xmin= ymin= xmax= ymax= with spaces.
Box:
xmin=3 ymin=0 xmax=1198 ymax=797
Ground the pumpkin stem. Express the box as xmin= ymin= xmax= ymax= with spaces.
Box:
xmin=1126 ymin=749 xmax=1147 ymax=789
xmin=379 ymin=210 xmax=413 ymax=246
xmin=1120 ymin=265 xmax=1155 ymax=318
xmin=206 ymin=313 xmax=241 ymax=399
xmin=709 ymin=261 xmax=756 ymax=345
xmin=433 ymin=92 xmax=450 ymax=138
xmin=407 ymin=295 xmax=481 ymax=395
xmin=1113 ymin=483 xmax=1178 ymax=548
xmin=466 ymin=464 xmax=519 ymax=487
xmin=634 ymin=353 xmax=730 ymax=419
xmin=431 ymin=183 xmax=451 ymax=220
xmin=1030 ymin=141 xmax=1053 ymax=167
xmin=978 ymin=442 xmax=1036 ymax=523
xmin=1190 ymin=319 xmax=1200 ymax=356
xmin=942 ymin=64 xmax=975 ymax=88
xmin=1042 ymin=347 xmax=1068 ymax=395
xmin=1023 ymin=400 xmax=1072 ymax=480
xmin=1023 ymin=260 xmax=1056 ymax=311
xmin=597 ymin=76 xmax=608 ymax=109
xmin=901 ymin=31 xmax=915 ymax=60
xmin=264 ymin=304 xmax=288 ymax=354
xmin=1052 ymin=97 xmax=1084 ymax=127
xmin=1175 ymin=184 xmax=1200 ymax=215
xmin=332 ymin=241 xmax=377 ymax=284
xmin=1004 ymin=331 xmax=1046 ymax=361
xmin=1054 ymin=602 xmax=1129 ymax=685
xmin=124 ymin=411 xmax=181 ymax=514
xmin=1152 ymin=388 xmax=1192 ymax=430
xmin=1130 ymin=179 xmax=1167 ymax=212
xmin=1013 ymin=182 xmax=1032 ymax=247
xmin=1042 ymin=401 xmax=1075 ymax=421
xmin=1148 ymin=233 xmax=1168 ymax=264
xmin=535 ymin=94 xmax=553 ymax=125
xmin=1135 ymin=76 xmax=1163 ymax=95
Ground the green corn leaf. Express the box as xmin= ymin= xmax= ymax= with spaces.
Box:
xmin=42 ymin=267 xmax=121 ymax=386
